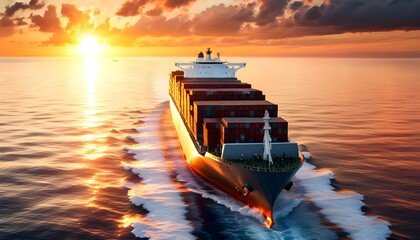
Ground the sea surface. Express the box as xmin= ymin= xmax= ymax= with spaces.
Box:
xmin=0 ymin=57 xmax=419 ymax=240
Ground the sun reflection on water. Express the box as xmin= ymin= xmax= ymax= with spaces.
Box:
xmin=85 ymin=173 xmax=108 ymax=207
xmin=84 ymin=54 xmax=98 ymax=107
xmin=82 ymin=54 xmax=105 ymax=159
xmin=81 ymin=54 xmax=108 ymax=209
xmin=119 ymin=214 xmax=141 ymax=228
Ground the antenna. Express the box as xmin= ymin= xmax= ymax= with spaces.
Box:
xmin=263 ymin=110 xmax=273 ymax=165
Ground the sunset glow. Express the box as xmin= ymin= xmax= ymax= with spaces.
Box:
xmin=79 ymin=35 xmax=101 ymax=56
xmin=0 ymin=0 xmax=418 ymax=57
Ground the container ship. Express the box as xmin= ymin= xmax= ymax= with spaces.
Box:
xmin=169 ymin=48 xmax=303 ymax=227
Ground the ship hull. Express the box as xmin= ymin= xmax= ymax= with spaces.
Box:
xmin=170 ymin=99 xmax=300 ymax=226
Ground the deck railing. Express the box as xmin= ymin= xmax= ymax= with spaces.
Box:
xmin=206 ymin=152 xmax=303 ymax=172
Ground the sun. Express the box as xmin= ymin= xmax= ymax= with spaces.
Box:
xmin=79 ymin=35 xmax=101 ymax=56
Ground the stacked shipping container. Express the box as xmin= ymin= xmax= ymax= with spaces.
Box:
xmin=203 ymin=118 xmax=221 ymax=150
xmin=193 ymin=101 xmax=278 ymax=142
xmin=169 ymin=71 xmax=289 ymax=153
xmin=185 ymin=88 xmax=265 ymax=129
xmin=220 ymin=117 xmax=288 ymax=145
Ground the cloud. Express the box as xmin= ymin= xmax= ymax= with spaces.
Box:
xmin=0 ymin=16 xmax=16 ymax=37
xmin=4 ymin=0 xmax=45 ymax=17
xmin=289 ymin=1 xmax=304 ymax=11
xmin=29 ymin=0 xmax=45 ymax=9
xmin=61 ymin=4 xmax=91 ymax=30
xmin=30 ymin=5 xmax=61 ymax=32
xmin=14 ymin=17 xmax=27 ymax=26
xmin=116 ymin=0 xmax=148 ymax=16
xmin=191 ymin=3 xmax=255 ymax=36
xmin=128 ymin=14 xmax=191 ymax=37
xmin=118 ymin=0 xmax=420 ymax=45
xmin=43 ymin=4 xmax=94 ymax=45
xmin=94 ymin=19 xmax=137 ymax=46
xmin=293 ymin=0 xmax=420 ymax=31
xmin=1 ymin=0 xmax=419 ymax=50
xmin=116 ymin=0 xmax=195 ymax=17
xmin=163 ymin=0 xmax=196 ymax=10
xmin=146 ymin=7 xmax=163 ymax=16
xmin=256 ymin=0 xmax=289 ymax=26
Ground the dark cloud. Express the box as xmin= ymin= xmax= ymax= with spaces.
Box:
xmin=30 ymin=5 xmax=61 ymax=32
xmin=122 ymin=0 xmax=420 ymax=44
xmin=304 ymin=5 xmax=321 ymax=21
xmin=116 ymin=0 xmax=195 ymax=17
xmin=289 ymin=1 xmax=304 ymax=11
xmin=14 ymin=17 xmax=27 ymax=26
xmin=293 ymin=0 xmax=420 ymax=31
xmin=5 ymin=2 xmax=27 ymax=17
xmin=163 ymin=0 xmax=196 ymax=10
xmin=191 ymin=3 xmax=255 ymax=36
xmin=4 ymin=0 xmax=45 ymax=17
xmin=116 ymin=0 xmax=148 ymax=16
xmin=256 ymin=0 xmax=289 ymax=26
xmin=29 ymin=0 xmax=45 ymax=9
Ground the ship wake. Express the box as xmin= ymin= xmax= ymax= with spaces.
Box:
xmin=122 ymin=104 xmax=194 ymax=240
xmin=163 ymin=102 xmax=321 ymax=239
xmin=122 ymin=102 xmax=391 ymax=239
xmin=296 ymin=151 xmax=392 ymax=240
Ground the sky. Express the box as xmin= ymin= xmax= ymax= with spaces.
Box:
xmin=0 ymin=0 xmax=419 ymax=57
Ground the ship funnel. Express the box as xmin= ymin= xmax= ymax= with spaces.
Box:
xmin=263 ymin=110 xmax=273 ymax=164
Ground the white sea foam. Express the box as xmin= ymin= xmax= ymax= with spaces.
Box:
xmin=301 ymin=151 xmax=312 ymax=160
xmin=123 ymin=108 xmax=194 ymax=240
xmin=296 ymin=151 xmax=392 ymax=240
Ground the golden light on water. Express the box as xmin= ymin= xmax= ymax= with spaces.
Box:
xmin=81 ymin=35 xmax=105 ymax=160
xmin=119 ymin=214 xmax=141 ymax=228
xmin=84 ymin=54 xmax=98 ymax=107
xmin=85 ymin=173 xmax=108 ymax=207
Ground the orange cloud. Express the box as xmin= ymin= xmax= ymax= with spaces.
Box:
xmin=116 ymin=0 xmax=148 ymax=17
xmin=191 ymin=3 xmax=255 ymax=36
xmin=0 ymin=0 xmax=419 ymax=56
xmin=5 ymin=0 xmax=44 ymax=17
xmin=30 ymin=5 xmax=61 ymax=32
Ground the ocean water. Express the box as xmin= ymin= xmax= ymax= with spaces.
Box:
xmin=0 ymin=57 xmax=419 ymax=240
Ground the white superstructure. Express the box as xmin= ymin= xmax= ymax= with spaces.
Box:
xmin=175 ymin=48 xmax=246 ymax=78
